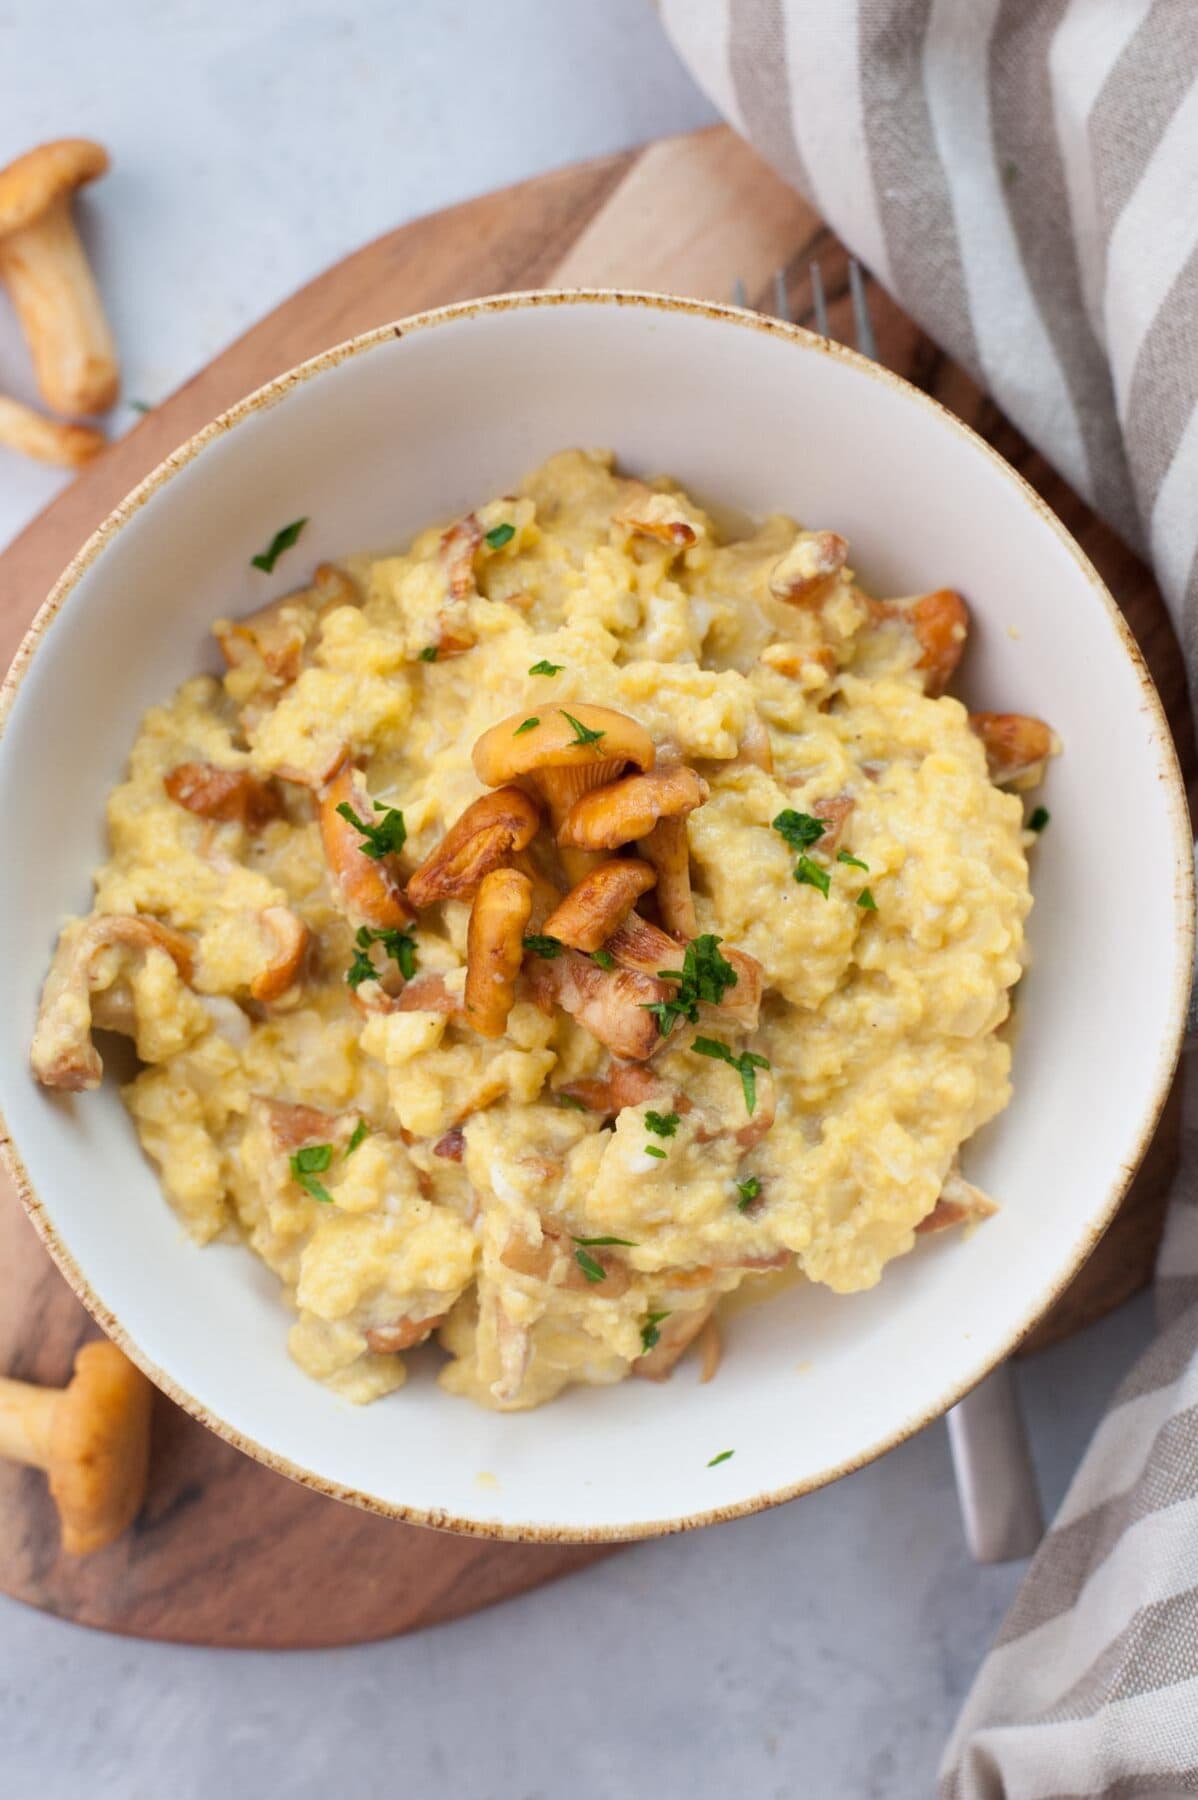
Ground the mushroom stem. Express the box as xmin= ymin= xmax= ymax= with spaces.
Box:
xmin=0 ymin=1376 xmax=58 ymax=1467
xmin=0 ymin=392 xmax=104 ymax=466
xmin=0 ymin=198 xmax=118 ymax=415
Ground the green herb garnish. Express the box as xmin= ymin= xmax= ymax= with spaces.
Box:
xmin=707 ymin=1449 xmax=735 ymax=1467
xmin=251 ymin=517 xmax=308 ymax=573
xmin=773 ymin=810 xmax=826 ymax=852
xmin=346 ymin=1120 xmax=369 ymax=1156
xmin=573 ymin=1247 xmax=607 ymax=1283
xmin=561 ymin=710 xmax=606 ymax=747
xmin=644 ymin=933 xmax=738 ymax=1037
xmin=523 ymin=934 xmax=564 ymax=958
xmin=346 ymin=925 xmax=417 ymax=989
xmin=1029 ymin=806 xmax=1050 ymax=832
xmin=837 ymin=850 xmax=869 ymax=870
xmin=692 ymin=1036 xmax=771 ymax=1114
xmin=645 ymin=1110 xmax=679 ymax=1139
xmin=484 ymin=522 xmax=515 ymax=549
xmin=335 ymin=800 xmax=406 ymax=861
xmin=591 ymin=948 xmax=615 ymax=970
xmin=554 ymin=1092 xmax=587 ymax=1111
xmin=513 ymin=717 xmax=540 ymax=736
xmin=795 ymin=854 xmax=831 ymax=898
xmin=736 ymin=1176 xmax=761 ymax=1211
xmin=644 ymin=1145 xmax=667 ymax=1159
xmin=290 ymin=1143 xmax=333 ymax=1204
xmin=129 ymin=399 xmax=153 ymax=414
xmin=419 ymin=646 xmax=439 ymax=662
xmin=529 ymin=659 xmax=564 ymax=676
xmin=573 ymin=1235 xmax=639 ymax=1247
xmin=640 ymin=1310 xmax=671 ymax=1352
xmin=857 ymin=888 xmax=878 ymax=911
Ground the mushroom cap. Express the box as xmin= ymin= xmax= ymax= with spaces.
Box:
xmin=558 ymin=764 xmax=708 ymax=850
xmin=48 ymin=1340 xmax=152 ymax=1556
xmin=472 ymin=705 xmax=654 ymax=816
xmin=0 ymin=139 xmax=109 ymax=237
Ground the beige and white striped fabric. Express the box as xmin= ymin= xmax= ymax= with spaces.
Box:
xmin=659 ymin=2 xmax=1198 ymax=1793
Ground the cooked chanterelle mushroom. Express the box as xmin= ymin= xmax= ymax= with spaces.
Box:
xmin=0 ymin=392 xmax=104 ymax=467
xmin=0 ymin=1341 xmax=152 ymax=1555
xmin=32 ymin=448 xmax=1050 ymax=1413
xmin=0 ymin=139 xmax=119 ymax=416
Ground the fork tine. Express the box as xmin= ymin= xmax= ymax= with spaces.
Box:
xmin=809 ymin=262 xmax=829 ymax=337
xmin=848 ymin=258 xmax=878 ymax=362
xmin=732 ymin=276 xmax=748 ymax=308
xmin=772 ymin=268 xmax=790 ymax=323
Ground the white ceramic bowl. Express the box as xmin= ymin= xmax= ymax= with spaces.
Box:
xmin=0 ymin=292 xmax=1191 ymax=1541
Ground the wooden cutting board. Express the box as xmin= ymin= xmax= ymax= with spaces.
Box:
xmin=0 ymin=125 xmax=1190 ymax=1648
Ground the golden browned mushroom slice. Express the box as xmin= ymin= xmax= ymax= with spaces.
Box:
xmin=969 ymin=712 xmax=1057 ymax=788
xmin=810 ymin=794 xmax=855 ymax=855
xmin=612 ymin=483 xmax=705 ymax=548
xmin=499 ymin=1221 xmax=632 ymax=1297
xmin=0 ymin=140 xmax=118 ymax=415
xmin=256 ymin=1096 xmax=349 ymax=1151
xmin=916 ymin=1165 xmax=999 ymax=1235
xmin=164 ymin=762 xmax=282 ymax=830
xmin=526 ymin=949 xmax=668 ymax=1061
xmin=365 ymin=1314 xmax=445 ymax=1354
xmin=0 ymin=392 xmax=104 ymax=466
xmin=407 ymin=786 xmax=542 ymax=908
xmin=633 ymin=1304 xmax=715 ymax=1380
xmin=556 ymin=1061 xmax=674 ymax=1115
xmin=0 ymin=1340 xmax=152 ymax=1555
xmin=351 ymin=970 xmax=461 ymax=1019
xmin=605 ymin=915 xmax=764 ymax=1033
xmin=558 ymin=767 xmax=709 ymax=940
xmin=769 ymin=529 xmax=848 ymax=605
xmin=249 ymin=905 xmax=310 ymax=1003
xmin=32 ymin=914 xmax=194 ymax=1091
xmin=318 ymin=765 xmax=413 ymax=930
xmin=874 ymin=589 xmax=970 ymax=696
xmin=542 ymin=859 xmax=657 ymax=952
xmin=464 ymin=866 xmax=533 ymax=1038
xmin=440 ymin=512 xmax=484 ymax=601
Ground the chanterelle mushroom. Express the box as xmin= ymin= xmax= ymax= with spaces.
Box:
xmin=543 ymin=859 xmax=657 ymax=952
xmin=0 ymin=1340 xmax=152 ymax=1555
xmin=464 ymin=866 xmax=532 ymax=1038
xmin=557 ymin=764 xmax=708 ymax=850
xmin=407 ymin=786 xmax=541 ymax=908
xmin=0 ymin=392 xmax=104 ymax=466
xmin=32 ymin=914 xmax=194 ymax=1092
xmin=769 ymin=530 xmax=848 ymax=606
xmin=0 ymin=139 xmax=119 ymax=416
xmin=318 ymin=766 xmax=413 ymax=931
xmin=969 ymin=712 xmax=1058 ymax=789
xmin=249 ymin=905 xmax=310 ymax=1004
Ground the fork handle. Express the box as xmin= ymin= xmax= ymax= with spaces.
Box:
xmin=946 ymin=1363 xmax=1043 ymax=1563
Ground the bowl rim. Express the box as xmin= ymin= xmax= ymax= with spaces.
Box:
xmin=0 ymin=285 xmax=1192 ymax=1544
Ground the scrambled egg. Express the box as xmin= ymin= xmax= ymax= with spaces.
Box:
xmin=31 ymin=450 xmax=1037 ymax=1410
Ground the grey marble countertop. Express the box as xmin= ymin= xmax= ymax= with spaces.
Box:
xmin=0 ymin=4 xmax=1160 ymax=1794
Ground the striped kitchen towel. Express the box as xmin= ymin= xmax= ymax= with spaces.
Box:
xmin=659 ymin=3 xmax=1198 ymax=1794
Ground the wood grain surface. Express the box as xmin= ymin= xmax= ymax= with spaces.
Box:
xmin=0 ymin=124 xmax=1189 ymax=1646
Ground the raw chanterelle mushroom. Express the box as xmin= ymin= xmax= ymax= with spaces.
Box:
xmin=31 ymin=914 xmax=194 ymax=1092
xmin=0 ymin=139 xmax=119 ymax=416
xmin=0 ymin=392 xmax=104 ymax=467
xmin=0 ymin=1340 xmax=152 ymax=1555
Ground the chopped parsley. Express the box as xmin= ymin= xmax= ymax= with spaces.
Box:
xmin=554 ymin=1092 xmax=587 ymax=1111
xmin=691 ymin=1036 xmax=771 ymax=1114
xmin=129 ymin=399 xmax=153 ymax=414
xmin=251 ymin=517 xmax=307 ymax=573
xmin=560 ymin=710 xmax=606 ymax=747
xmin=707 ymin=1449 xmax=735 ymax=1467
xmin=522 ymin=934 xmax=564 ymax=958
xmin=418 ymin=646 xmax=439 ymax=662
xmin=644 ymin=933 xmax=738 ymax=1037
xmin=1029 ymin=806 xmax=1050 ymax=833
xmin=795 ymin=854 xmax=831 ymax=898
xmin=645 ymin=1110 xmax=680 ymax=1139
xmin=837 ymin=850 xmax=869 ymax=870
xmin=573 ymin=1247 xmax=608 ymax=1283
xmin=346 ymin=1120 xmax=369 ymax=1156
xmin=573 ymin=1234 xmax=639 ymax=1247
xmin=290 ymin=1143 xmax=333 ymax=1204
xmin=484 ymin=522 xmax=515 ymax=549
xmin=735 ymin=1176 xmax=761 ymax=1211
xmin=857 ymin=888 xmax=878 ymax=912
xmin=772 ymin=809 xmax=826 ymax=852
xmin=644 ymin=1145 xmax=667 ymax=1159
xmin=335 ymin=799 xmax=406 ymax=860
xmin=591 ymin=948 xmax=615 ymax=970
xmin=640 ymin=1310 xmax=671 ymax=1352
xmin=346 ymin=925 xmax=417 ymax=989
xmin=529 ymin=659 xmax=564 ymax=676
xmin=513 ymin=717 xmax=540 ymax=736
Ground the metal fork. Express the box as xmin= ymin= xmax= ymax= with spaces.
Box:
xmin=735 ymin=259 xmax=1044 ymax=1565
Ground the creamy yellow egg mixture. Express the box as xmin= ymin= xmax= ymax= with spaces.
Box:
xmin=31 ymin=450 xmax=1051 ymax=1410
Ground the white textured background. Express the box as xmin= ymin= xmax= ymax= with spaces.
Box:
xmin=0 ymin=3 xmax=1157 ymax=1795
